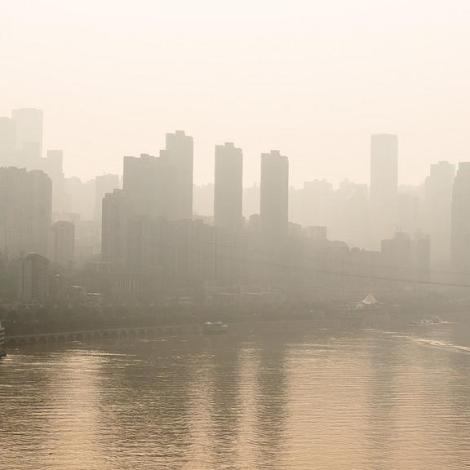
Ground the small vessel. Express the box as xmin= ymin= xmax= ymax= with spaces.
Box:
xmin=202 ymin=321 xmax=228 ymax=335
xmin=409 ymin=316 xmax=443 ymax=326
xmin=0 ymin=321 xmax=6 ymax=358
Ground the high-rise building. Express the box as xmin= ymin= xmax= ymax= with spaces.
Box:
xmin=51 ymin=221 xmax=75 ymax=268
xmin=451 ymin=162 xmax=470 ymax=275
xmin=11 ymin=108 xmax=43 ymax=168
xmin=214 ymin=142 xmax=243 ymax=231
xmin=424 ymin=161 xmax=455 ymax=268
xmin=123 ymin=153 xmax=173 ymax=219
xmin=101 ymin=189 xmax=131 ymax=263
xmin=95 ymin=174 xmax=121 ymax=222
xmin=260 ymin=150 xmax=289 ymax=240
xmin=163 ymin=130 xmax=193 ymax=220
xmin=0 ymin=168 xmax=52 ymax=258
xmin=0 ymin=117 xmax=16 ymax=166
xmin=370 ymin=134 xmax=398 ymax=248
xmin=30 ymin=170 xmax=53 ymax=257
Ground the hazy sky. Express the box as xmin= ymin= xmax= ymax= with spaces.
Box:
xmin=2 ymin=0 xmax=470 ymax=187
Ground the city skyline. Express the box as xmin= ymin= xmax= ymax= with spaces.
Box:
xmin=4 ymin=4 xmax=470 ymax=470
xmin=0 ymin=106 xmax=464 ymax=194
xmin=1 ymin=107 xmax=468 ymax=301
xmin=3 ymin=1 xmax=470 ymax=186
xmin=1 ymin=107 xmax=468 ymax=188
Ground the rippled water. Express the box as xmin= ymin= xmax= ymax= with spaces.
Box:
xmin=2 ymin=322 xmax=470 ymax=469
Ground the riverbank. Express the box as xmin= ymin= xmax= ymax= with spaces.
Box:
xmin=4 ymin=315 xmax=367 ymax=351
xmin=3 ymin=295 xmax=470 ymax=351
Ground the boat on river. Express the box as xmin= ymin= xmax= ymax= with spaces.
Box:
xmin=202 ymin=321 xmax=228 ymax=335
xmin=0 ymin=321 xmax=6 ymax=358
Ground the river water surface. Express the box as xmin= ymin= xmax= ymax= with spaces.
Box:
xmin=1 ymin=322 xmax=470 ymax=469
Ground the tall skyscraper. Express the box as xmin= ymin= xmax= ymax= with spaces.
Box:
xmin=163 ymin=130 xmax=193 ymax=220
xmin=29 ymin=170 xmax=53 ymax=257
xmin=0 ymin=117 xmax=16 ymax=166
xmin=214 ymin=142 xmax=243 ymax=231
xmin=424 ymin=161 xmax=455 ymax=268
xmin=11 ymin=108 xmax=43 ymax=168
xmin=260 ymin=150 xmax=289 ymax=240
xmin=123 ymin=154 xmax=172 ymax=219
xmin=369 ymin=134 xmax=398 ymax=248
xmin=0 ymin=167 xmax=52 ymax=258
xmin=451 ymin=162 xmax=470 ymax=275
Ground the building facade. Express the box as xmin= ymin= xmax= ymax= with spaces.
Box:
xmin=214 ymin=142 xmax=243 ymax=231
xmin=260 ymin=150 xmax=289 ymax=241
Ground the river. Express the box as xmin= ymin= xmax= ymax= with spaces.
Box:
xmin=1 ymin=322 xmax=470 ymax=469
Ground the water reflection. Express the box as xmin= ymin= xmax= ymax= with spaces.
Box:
xmin=365 ymin=333 xmax=399 ymax=470
xmin=206 ymin=337 xmax=242 ymax=468
xmin=1 ymin=324 xmax=470 ymax=469
xmin=254 ymin=335 xmax=288 ymax=469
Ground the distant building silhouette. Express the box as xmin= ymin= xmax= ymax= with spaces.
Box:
xmin=42 ymin=150 xmax=66 ymax=214
xmin=214 ymin=142 xmax=243 ymax=231
xmin=424 ymin=161 xmax=455 ymax=268
xmin=451 ymin=162 xmax=470 ymax=275
xmin=104 ymin=131 xmax=193 ymax=275
xmin=95 ymin=173 xmax=121 ymax=222
xmin=396 ymin=190 xmax=421 ymax=235
xmin=414 ymin=231 xmax=431 ymax=281
xmin=123 ymin=153 xmax=173 ymax=219
xmin=381 ymin=231 xmax=430 ymax=282
xmin=101 ymin=189 xmax=130 ymax=264
xmin=0 ymin=167 xmax=51 ymax=258
xmin=43 ymin=150 xmax=63 ymax=180
xmin=305 ymin=225 xmax=327 ymax=241
xmin=0 ymin=117 xmax=16 ymax=166
xmin=370 ymin=134 xmax=398 ymax=248
xmin=335 ymin=180 xmax=369 ymax=248
xmin=163 ymin=130 xmax=193 ymax=220
xmin=260 ymin=150 xmax=289 ymax=241
xmin=51 ymin=221 xmax=75 ymax=268
xmin=292 ymin=180 xmax=334 ymax=229
xmin=12 ymin=108 xmax=43 ymax=168
xmin=381 ymin=232 xmax=412 ymax=280
xmin=63 ymin=176 xmax=95 ymax=220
